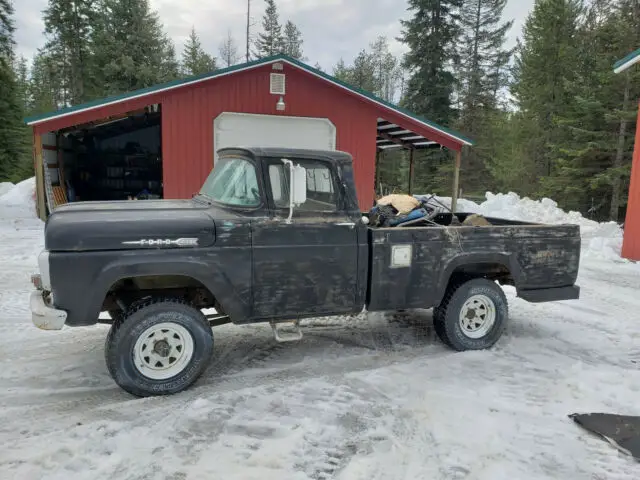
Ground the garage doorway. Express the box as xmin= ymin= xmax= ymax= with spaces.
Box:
xmin=213 ymin=112 xmax=336 ymax=164
xmin=41 ymin=104 xmax=163 ymax=209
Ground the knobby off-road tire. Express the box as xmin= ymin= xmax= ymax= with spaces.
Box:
xmin=433 ymin=278 xmax=508 ymax=351
xmin=105 ymin=299 xmax=214 ymax=397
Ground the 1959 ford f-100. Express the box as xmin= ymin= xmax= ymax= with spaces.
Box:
xmin=30 ymin=147 xmax=580 ymax=396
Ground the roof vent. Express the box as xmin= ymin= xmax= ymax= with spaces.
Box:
xmin=270 ymin=73 xmax=286 ymax=95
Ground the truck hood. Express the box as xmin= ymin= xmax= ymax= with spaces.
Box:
xmin=45 ymin=199 xmax=231 ymax=252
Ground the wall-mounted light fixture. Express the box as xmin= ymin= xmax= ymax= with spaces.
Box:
xmin=276 ymin=96 xmax=286 ymax=111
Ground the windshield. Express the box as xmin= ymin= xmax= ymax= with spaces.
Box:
xmin=199 ymin=155 xmax=260 ymax=207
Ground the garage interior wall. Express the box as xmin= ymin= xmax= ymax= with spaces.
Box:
xmin=37 ymin=107 xmax=163 ymax=208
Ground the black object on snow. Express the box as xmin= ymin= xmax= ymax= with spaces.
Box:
xmin=570 ymin=412 xmax=640 ymax=460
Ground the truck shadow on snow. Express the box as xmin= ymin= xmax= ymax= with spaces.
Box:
xmin=200 ymin=310 xmax=447 ymax=383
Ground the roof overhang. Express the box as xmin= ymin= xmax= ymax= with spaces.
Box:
xmin=614 ymin=47 xmax=640 ymax=74
xmin=376 ymin=119 xmax=439 ymax=150
xmin=24 ymin=55 xmax=474 ymax=149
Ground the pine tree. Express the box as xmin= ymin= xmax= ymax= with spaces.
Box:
xmin=282 ymin=20 xmax=303 ymax=59
xmin=349 ymin=50 xmax=378 ymax=92
xmin=160 ymin=40 xmax=180 ymax=81
xmin=0 ymin=0 xmax=14 ymax=64
xmin=0 ymin=0 xmax=30 ymax=182
xmin=15 ymin=55 xmax=29 ymax=110
xmin=181 ymin=27 xmax=216 ymax=76
xmin=29 ymin=49 xmax=62 ymax=115
xmin=333 ymin=58 xmax=351 ymax=82
xmin=399 ymin=0 xmax=463 ymax=125
xmin=42 ymin=0 xmax=96 ymax=105
xmin=456 ymin=0 xmax=514 ymax=193
xmin=537 ymin=0 xmax=640 ymax=219
xmin=608 ymin=0 xmax=640 ymax=220
xmin=92 ymin=0 xmax=178 ymax=94
xmin=397 ymin=0 xmax=463 ymax=197
xmin=512 ymin=0 xmax=584 ymax=183
xmin=255 ymin=0 xmax=283 ymax=58
xmin=369 ymin=36 xmax=401 ymax=102
xmin=219 ymin=30 xmax=240 ymax=67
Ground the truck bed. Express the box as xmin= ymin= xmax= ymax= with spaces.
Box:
xmin=366 ymin=215 xmax=581 ymax=311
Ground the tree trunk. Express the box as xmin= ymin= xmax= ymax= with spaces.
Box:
xmin=610 ymin=74 xmax=631 ymax=221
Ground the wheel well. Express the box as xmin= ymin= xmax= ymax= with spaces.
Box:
xmin=449 ymin=262 xmax=514 ymax=287
xmin=101 ymin=275 xmax=222 ymax=315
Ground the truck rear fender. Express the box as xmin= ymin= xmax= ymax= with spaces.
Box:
xmin=89 ymin=258 xmax=249 ymax=323
xmin=434 ymin=253 xmax=523 ymax=306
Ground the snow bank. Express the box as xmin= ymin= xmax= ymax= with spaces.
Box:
xmin=419 ymin=191 xmax=625 ymax=262
xmin=478 ymin=193 xmax=624 ymax=262
xmin=0 ymin=182 xmax=13 ymax=197
xmin=0 ymin=177 xmax=38 ymax=220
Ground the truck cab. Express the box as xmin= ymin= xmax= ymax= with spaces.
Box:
xmin=30 ymin=147 xmax=581 ymax=397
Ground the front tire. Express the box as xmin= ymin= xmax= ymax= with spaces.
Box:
xmin=433 ymin=278 xmax=508 ymax=351
xmin=105 ymin=299 xmax=213 ymax=397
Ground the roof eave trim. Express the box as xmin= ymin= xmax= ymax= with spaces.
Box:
xmin=614 ymin=55 xmax=640 ymax=73
xmin=24 ymin=58 xmax=277 ymax=126
xmin=613 ymin=48 xmax=640 ymax=74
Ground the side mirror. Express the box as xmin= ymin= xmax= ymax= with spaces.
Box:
xmin=291 ymin=164 xmax=307 ymax=206
xmin=281 ymin=159 xmax=307 ymax=223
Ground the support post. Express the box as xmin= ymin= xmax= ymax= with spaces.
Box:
xmin=451 ymin=150 xmax=461 ymax=213
xmin=33 ymin=132 xmax=46 ymax=220
xmin=375 ymin=149 xmax=381 ymax=197
xmin=408 ymin=148 xmax=415 ymax=195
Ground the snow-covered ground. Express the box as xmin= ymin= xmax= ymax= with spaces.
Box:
xmin=1 ymin=182 xmax=639 ymax=479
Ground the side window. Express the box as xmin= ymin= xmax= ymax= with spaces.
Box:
xmin=269 ymin=164 xmax=290 ymax=209
xmin=268 ymin=159 xmax=339 ymax=212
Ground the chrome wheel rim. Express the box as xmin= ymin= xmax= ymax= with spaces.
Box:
xmin=458 ymin=294 xmax=496 ymax=339
xmin=133 ymin=322 xmax=194 ymax=380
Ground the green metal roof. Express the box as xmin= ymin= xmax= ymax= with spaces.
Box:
xmin=613 ymin=47 xmax=640 ymax=73
xmin=24 ymin=54 xmax=474 ymax=147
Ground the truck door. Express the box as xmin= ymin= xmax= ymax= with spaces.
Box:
xmin=251 ymin=158 xmax=359 ymax=319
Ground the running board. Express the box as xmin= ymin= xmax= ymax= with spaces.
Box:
xmin=270 ymin=320 xmax=303 ymax=342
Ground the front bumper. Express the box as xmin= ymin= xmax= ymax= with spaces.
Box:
xmin=30 ymin=291 xmax=67 ymax=330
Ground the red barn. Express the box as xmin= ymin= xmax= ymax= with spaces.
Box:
xmin=25 ymin=55 xmax=473 ymax=219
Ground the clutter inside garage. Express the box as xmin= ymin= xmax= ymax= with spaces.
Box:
xmin=42 ymin=105 xmax=163 ymax=207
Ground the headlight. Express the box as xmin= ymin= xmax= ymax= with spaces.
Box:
xmin=38 ymin=250 xmax=51 ymax=291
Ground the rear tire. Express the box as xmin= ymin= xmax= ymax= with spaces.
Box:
xmin=433 ymin=278 xmax=508 ymax=351
xmin=105 ymin=299 xmax=213 ymax=397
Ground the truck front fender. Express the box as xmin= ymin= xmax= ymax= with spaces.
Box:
xmin=49 ymin=250 xmax=251 ymax=327
xmin=92 ymin=257 xmax=250 ymax=321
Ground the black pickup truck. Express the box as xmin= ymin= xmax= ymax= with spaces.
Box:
xmin=30 ymin=147 xmax=581 ymax=396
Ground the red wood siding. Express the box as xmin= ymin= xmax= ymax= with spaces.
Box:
xmin=622 ymin=101 xmax=640 ymax=260
xmin=160 ymin=64 xmax=379 ymax=209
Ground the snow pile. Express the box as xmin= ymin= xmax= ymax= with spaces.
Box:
xmin=0 ymin=182 xmax=14 ymax=197
xmin=421 ymin=191 xmax=625 ymax=261
xmin=0 ymin=177 xmax=38 ymax=220
xmin=476 ymin=193 xmax=624 ymax=261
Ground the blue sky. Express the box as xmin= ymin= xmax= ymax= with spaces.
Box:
xmin=14 ymin=0 xmax=535 ymax=71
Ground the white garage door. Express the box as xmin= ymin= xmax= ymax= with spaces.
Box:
xmin=213 ymin=112 xmax=336 ymax=163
